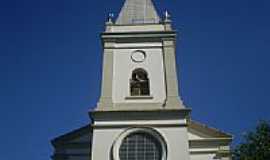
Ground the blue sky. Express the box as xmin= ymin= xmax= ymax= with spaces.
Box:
xmin=0 ymin=0 xmax=269 ymax=159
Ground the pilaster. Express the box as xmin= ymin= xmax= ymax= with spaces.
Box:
xmin=217 ymin=146 xmax=232 ymax=160
xmin=162 ymin=38 xmax=184 ymax=109
xmin=97 ymin=41 xmax=115 ymax=109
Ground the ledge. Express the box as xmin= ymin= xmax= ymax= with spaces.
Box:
xmin=101 ymin=31 xmax=176 ymax=40
xmin=125 ymin=96 xmax=153 ymax=100
xmin=89 ymin=108 xmax=191 ymax=122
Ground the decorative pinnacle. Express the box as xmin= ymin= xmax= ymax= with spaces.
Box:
xmin=164 ymin=10 xmax=171 ymax=23
xmin=107 ymin=13 xmax=114 ymax=24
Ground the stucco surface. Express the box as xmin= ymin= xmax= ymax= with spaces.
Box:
xmin=113 ymin=46 xmax=166 ymax=104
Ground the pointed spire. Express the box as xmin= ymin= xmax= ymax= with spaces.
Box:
xmin=116 ymin=0 xmax=160 ymax=25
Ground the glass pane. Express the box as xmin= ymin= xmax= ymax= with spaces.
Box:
xmin=119 ymin=132 xmax=162 ymax=160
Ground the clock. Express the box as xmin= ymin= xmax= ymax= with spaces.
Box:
xmin=131 ymin=51 xmax=146 ymax=63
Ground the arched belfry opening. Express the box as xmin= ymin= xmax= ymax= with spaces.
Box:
xmin=130 ymin=68 xmax=150 ymax=96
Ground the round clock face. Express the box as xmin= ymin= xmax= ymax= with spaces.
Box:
xmin=131 ymin=51 xmax=146 ymax=63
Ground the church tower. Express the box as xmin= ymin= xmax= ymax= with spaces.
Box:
xmin=51 ymin=1 xmax=233 ymax=160
xmin=98 ymin=0 xmax=184 ymax=110
xmin=91 ymin=0 xmax=191 ymax=160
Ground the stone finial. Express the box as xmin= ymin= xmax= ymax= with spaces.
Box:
xmin=163 ymin=10 xmax=172 ymax=31
xmin=164 ymin=10 xmax=172 ymax=23
xmin=105 ymin=13 xmax=114 ymax=32
xmin=106 ymin=13 xmax=114 ymax=25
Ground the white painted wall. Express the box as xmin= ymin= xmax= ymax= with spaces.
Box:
xmin=112 ymin=43 xmax=166 ymax=104
xmin=190 ymin=153 xmax=218 ymax=160
xmin=91 ymin=128 xmax=122 ymax=160
xmin=94 ymin=119 xmax=187 ymax=126
xmin=188 ymin=131 xmax=205 ymax=140
xmin=159 ymin=127 xmax=190 ymax=160
xmin=110 ymin=24 xmax=165 ymax=32
xmin=91 ymin=126 xmax=191 ymax=160
xmin=91 ymin=118 xmax=231 ymax=160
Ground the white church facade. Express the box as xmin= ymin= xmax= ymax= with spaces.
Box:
xmin=51 ymin=0 xmax=232 ymax=160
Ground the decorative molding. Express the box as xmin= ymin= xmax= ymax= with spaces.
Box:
xmin=125 ymin=96 xmax=153 ymax=100
xmin=92 ymin=123 xmax=188 ymax=129
xmin=102 ymin=31 xmax=176 ymax=40
xmin=90 ymin=108 xmax=191 ymax=119
xmin=104 ymin=46 xmax=162 ymax=49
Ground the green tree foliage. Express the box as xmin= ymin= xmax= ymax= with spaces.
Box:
xmin=233 ymin=121 xmax=270 ymax=160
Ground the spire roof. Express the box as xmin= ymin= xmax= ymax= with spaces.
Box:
xmin=116 ymin=0 xmax=160 ymax=25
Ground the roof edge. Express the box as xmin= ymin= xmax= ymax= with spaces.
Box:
xmin=189 ymin=120 xmax=233 ymax=138
xmin=51 ymin=124 xmax=92 ymax=147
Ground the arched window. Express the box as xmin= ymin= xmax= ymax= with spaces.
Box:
xmin=119 ymin=132 xmax=163 ymax=160
xmin=130 ymin=68 xmax=150 ymax=96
